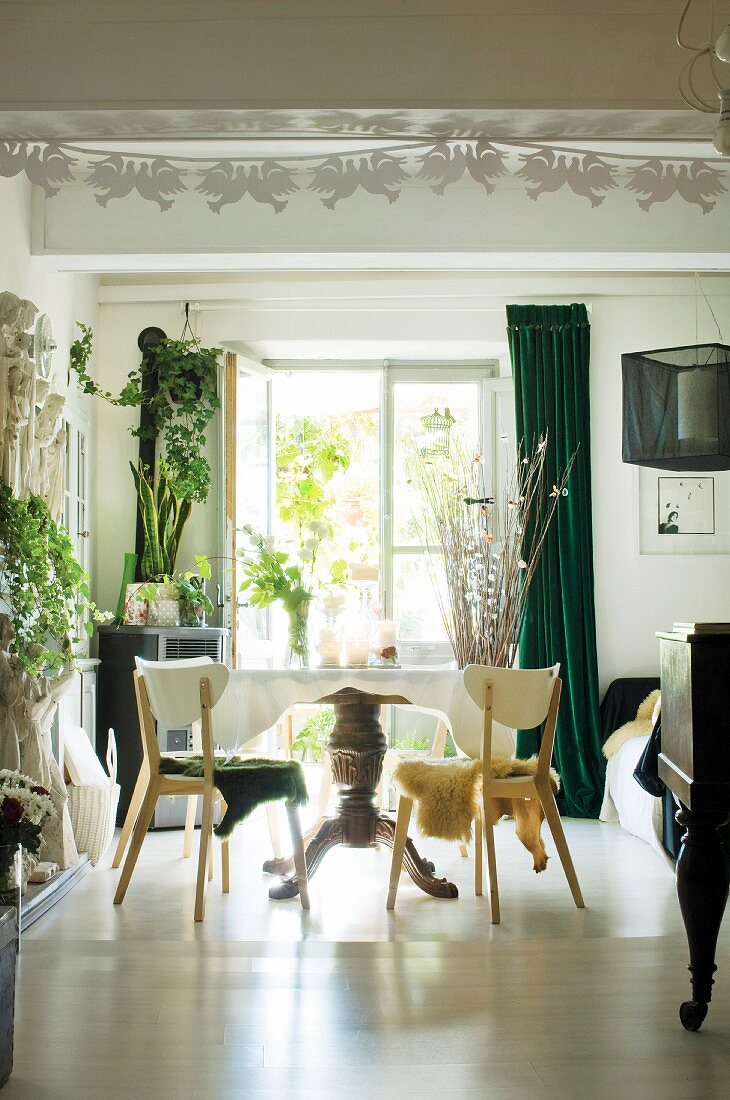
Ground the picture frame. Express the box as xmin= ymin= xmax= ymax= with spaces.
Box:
xmin=657 ymin=477 xmax=715 ymax=536
xmin=638 ymin=468 xmax=730 ymax=555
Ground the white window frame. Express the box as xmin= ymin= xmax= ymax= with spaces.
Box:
xmin=234 ymin=360 xmax=512 ymax=662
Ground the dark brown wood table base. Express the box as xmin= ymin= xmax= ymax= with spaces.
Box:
xmin=262 ymin=688 xmax=458 ymax=901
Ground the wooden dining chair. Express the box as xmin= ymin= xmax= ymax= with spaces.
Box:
xmin=387 ymin=663 xmax=585 ymax=923
xmin=112 ymin=657 xmax=284 ymax=871
xmin=113 ymin=658 xmax=310 ymax=919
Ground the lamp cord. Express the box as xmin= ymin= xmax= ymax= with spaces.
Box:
xmin=694 ymin=271 xmax=725 ymax=344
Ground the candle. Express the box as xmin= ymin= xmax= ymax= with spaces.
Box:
xmin=349 ymin=563 xmax=379 ymax=583
xmin=318 ymin=627 xmax=342 ymax=666
xmin=346 ymin=637 xmax=370 ymax=667
xmin=376 ymin=620 xmax=397 ymax=650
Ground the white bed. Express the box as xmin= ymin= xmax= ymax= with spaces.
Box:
xmin=599 ymin=733 xmax=672 ymax=865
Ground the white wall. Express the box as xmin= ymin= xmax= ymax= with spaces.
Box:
xmin=590 ymin=293 xmax=730 ymax=688
xmin=0 ymin=176 xmax=99 ymax=395
xmin=95 ymin=271 xmax=730 ymax=692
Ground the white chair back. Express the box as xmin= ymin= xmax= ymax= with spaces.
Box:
xmin=453 ymin=664 xmax=560 ymax=759
xmin=135 ymin=656 xmax=229 ymax=728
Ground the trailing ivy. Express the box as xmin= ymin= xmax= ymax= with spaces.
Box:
xmin=69 ymin=323 xmax=221 ymax=503
xmin=0 ymin=483 xmax=109 ymax=677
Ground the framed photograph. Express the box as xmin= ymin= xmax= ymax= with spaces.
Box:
xmin=657 ymin=477 xmax=714 ymax=536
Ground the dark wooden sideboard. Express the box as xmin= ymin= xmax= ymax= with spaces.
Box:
xmin=658 ymin=626 xmax=730 ymax=1031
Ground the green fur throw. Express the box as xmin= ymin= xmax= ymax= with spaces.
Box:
xmin=158 ymin=756 xmax=308 ymax=839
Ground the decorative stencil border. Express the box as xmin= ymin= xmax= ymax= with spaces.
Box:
xmin=1 ymin=139 xmax=726 ymax=215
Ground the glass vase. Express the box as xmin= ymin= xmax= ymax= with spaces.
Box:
xmin=0 ymin=843 xmax=22 ymax=945
xmin=286 ymin=601 xmax=311 ymax=669
xmin=179 ymin=599 xmax=206 ymax=628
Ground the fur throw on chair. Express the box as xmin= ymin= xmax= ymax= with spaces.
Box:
xmin=602 ymin=690 xmax=660 ymax=759
xmin=158 ymin=756 xmax=308 ymax=838
xmin=393 ymin=757 xmax=560 ymax=872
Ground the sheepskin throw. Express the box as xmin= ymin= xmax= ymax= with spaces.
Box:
xmin=602 ymin=690 xmax=660 ymax=759
xmin=393 ymin=756 xmax=560 ymax=871
xmin=158 ymin=756 xmax=308 ymax=838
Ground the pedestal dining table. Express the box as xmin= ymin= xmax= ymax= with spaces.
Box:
xmin=216 ymin=667 xmax=515 ymax=901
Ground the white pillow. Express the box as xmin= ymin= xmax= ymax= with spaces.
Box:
xmin=64 ymin=724 xmax=109 ymax=788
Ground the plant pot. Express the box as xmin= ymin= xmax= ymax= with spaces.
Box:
xmin=148 ymin=597 xmax=180 ymax=627
xmin=0 ymin=846 xmax=22 ymax=933
xmin=179 ymin=599 xmax=206 ymax=628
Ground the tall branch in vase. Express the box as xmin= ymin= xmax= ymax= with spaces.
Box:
xmin=412 ymin=435 xmax=575 ymax=669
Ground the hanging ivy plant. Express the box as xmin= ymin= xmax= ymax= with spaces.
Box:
xmin=0 ymin=483 xmax=110 ymax=677
xmin=69 ymin=322 xmax=221 ymax=503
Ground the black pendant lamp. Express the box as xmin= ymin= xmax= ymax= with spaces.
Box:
xmin=622 ymin=342 xmax=730 ymax=471
xmin=623 ymin=276 xmax=730 ymax=472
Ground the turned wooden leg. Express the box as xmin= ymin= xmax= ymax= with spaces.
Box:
xmin=675 ymin=805 xmax=730 ymax=1031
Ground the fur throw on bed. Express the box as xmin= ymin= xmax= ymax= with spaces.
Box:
xmin=158 ymin=756 xmax=308 ymax=839
xmin=393 ymin=756 xmax=560 ymax=872
xmin=602 ymin=690 xmax=660 ymax=760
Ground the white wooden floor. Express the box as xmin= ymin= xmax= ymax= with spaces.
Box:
xmin=7 ymin=797 xmax=730 ymax=1099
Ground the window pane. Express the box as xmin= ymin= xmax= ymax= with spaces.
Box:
xmin=392 ymin=553 xmax=447 ymax=642
xmin=393 ymin=382 xmax=481 ymax=546
xmin=273 ymin=372 xmax=380 ymax=583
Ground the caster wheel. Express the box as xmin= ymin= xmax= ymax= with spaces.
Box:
xmin=680 ymin=1000 xmax=708 ymax=1031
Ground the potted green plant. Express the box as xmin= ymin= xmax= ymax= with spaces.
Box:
xmin=70 ymin=323 xmax=220 ymax=506
xmin=175 ymin=573 xmax=214 ymax=628
xmin=130 ymin=462 xmax=192 ymax=581
xmin=0 ymin=483 xmax=109 ymax=678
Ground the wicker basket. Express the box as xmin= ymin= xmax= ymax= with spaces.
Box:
xmin=67 ymin=731 xmax=120 ymax=867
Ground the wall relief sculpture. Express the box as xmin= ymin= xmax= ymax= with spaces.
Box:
xmin=0 ymin=290 xmax=78 ymax=869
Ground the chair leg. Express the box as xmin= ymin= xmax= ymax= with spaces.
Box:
xmin=318 ymin=749 xmax=333 ymax=817
xmin=266 ymin=801 xmax=283 ymax=859
xmin=194 ymin=790 xmax=215 ymax=923
xmin=220 ymin=800 xmax=230 ymax=894
xmin=386 ymin=795 xmax=413 ymax=911
xmin=474 ymin=808 xmax=483 ymax=896
xmin=537 ymin=781 xmax=585 ymax=909
xmin=183 ymin=795 xmax=198 ymax=858
xmin=111 ymin=760 xmax=149 ymax=869
xmin=285 ymin=802 xmax=310 ymax=911
xmin=458 ymin=841 xmax=469 ymax=859
xmin=481 ymin=795 xmax=500 ymax=924
xmin=113 ymin=777 xmax=159 ymax=904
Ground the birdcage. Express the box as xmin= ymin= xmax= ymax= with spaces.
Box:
xmin=420 ymin=407 xmax=456 ymax=456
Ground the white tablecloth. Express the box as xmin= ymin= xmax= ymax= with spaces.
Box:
xmin=215 ymin=668 xmax=515 ymax=760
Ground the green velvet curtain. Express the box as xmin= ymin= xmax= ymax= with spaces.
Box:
xmin=507 ymin=303 xmax=603 ymax=818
